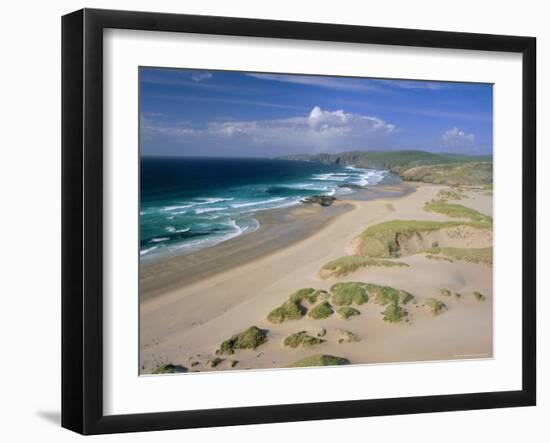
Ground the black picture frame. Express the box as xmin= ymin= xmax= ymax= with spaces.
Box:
xmin=62 ymin=8 xmax=536 ymax=435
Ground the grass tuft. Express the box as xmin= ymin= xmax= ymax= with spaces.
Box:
xmin=424 ymin=298 xmax=448 ymax=316
xmin=283 ymin=331 xmax=325 ymax=348
xmin=267 ymin=300 xmax=304 ymax=323
xmin=381 ymin=303 xmax=409 ymax=323
xmin=288 ymin=354 xmax=350 ymax=368
xmin=425 ymin=247 xmax=493 ymax=265
xmin=320 ymin=256 xmax=408 ymax=277
xmin=308 ymin=301 xmax=334 ymax=319
xmin=289 ymin=288 xmax=327 ymax=304
xmin=151 ymin=363 xmax=187 ymax=374
xmin=337 ymin=329 xmax=360 ymax=343
xmin=206 ymin=357 xmax=223 ymax=368
xmin=424 ymin=200 xmax=493 ymax=224
xmin=330 ymin=282 xmax=370 ymax=305
xmin=337 ymin=306 xmax=361 ymax=319
xmin=217 ymin=326 xmax=268 ymax=355
xmin=436 ymin=189 xmax=467 ymax=201
xmin=472 ymin=291 xmax=487 ymax=302
xmin=366 ymin=283 xmax=415 ymax=306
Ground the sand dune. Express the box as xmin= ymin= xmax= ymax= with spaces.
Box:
xmin=140 ymin=183 xmax=493 ymax=374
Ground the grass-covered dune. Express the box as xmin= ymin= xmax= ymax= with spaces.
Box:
xmin=308 ymin=301 xmax=334 ymax=319
xmin=425 ymin=246 xmax=493 ymax=265
xmin=267 ymin=288 xmax=328 ymax=323
xmin=424 ymin=200 xmax=493 ymax=224
xmin=366 ymin=283 xmax=415 ymax=306
xmin=217 ymin=326 xmax=268 ymax=355
xmin=337 ymin=306 xmax=361 ymax=319
xmin=320 ymin=255 xmax=408 ymax=278
xmin=151 ymin=363 xmax=187 ymax=374
xmin=330 ymin=282 xmax=370 ymax=305
xmin=381 ymin=303 xmax=409 ymax=323
xmin=288 ymin=354 xmax=350 ymax=368
xmin=284 ymin=331 xmax=325 ymax=348
xmin=331 ymin=282 xmax=414 ymax=324
xmin=267 ymin=300 xmax=305 ymax=323
xmin=400 ymin=162 xmax=492 ymax=186
xmin=354 ymin=220 xmax=491 ymax=258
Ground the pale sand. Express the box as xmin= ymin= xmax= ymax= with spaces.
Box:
xmin=140 ymin=183 xmax=493 ymax=373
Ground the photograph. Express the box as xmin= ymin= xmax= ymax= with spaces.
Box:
xmin=138 ymin=67 xmax=494 ymax=375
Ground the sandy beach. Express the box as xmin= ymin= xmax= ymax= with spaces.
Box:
xmin=140 ymin=183 xmax=493 ymax=374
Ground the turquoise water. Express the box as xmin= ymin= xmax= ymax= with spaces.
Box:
xmin=140 ymin=157 xmax=397 ymax=259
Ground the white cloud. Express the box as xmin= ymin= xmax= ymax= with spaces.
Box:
xmin=191 ymin=72 xmax=213 ymax=82
xmin=248 ymin=73 xmax=450 ymax=92
xmin=246 ymin=73 xmax=379 ymax=92
xmin=143 ymin=106 xmax=396 ymax=155
xmin=442 ymin=127 xmax=475 ymax=145
xmin=206 ymin=106 xmax=395 ymax=141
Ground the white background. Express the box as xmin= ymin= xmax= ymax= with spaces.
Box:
xmin=0 ymin=0 xmax=546 ymax=442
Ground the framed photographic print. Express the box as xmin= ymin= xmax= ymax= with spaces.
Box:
xmin=61 ymin=8 xmax=536 ymax=435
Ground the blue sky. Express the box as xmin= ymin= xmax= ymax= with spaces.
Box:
xmin=140 ymin=67 xmax=493 ymax=157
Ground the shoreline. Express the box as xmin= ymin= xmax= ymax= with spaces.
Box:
xmin=140 ymin=182 xmax=493 ymax=374
xmin=139 ymin=183 xmax=415 ymax=300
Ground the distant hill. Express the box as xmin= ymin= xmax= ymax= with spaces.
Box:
xmin=277 ymin=150 xmax=491 ymax=169
xmin=277 ymin=150 xmax=493 ymax=186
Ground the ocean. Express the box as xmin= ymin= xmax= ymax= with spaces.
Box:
xmin=140 ymin=157 xmax=397 ymax=259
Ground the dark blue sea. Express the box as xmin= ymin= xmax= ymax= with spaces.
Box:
xmin=140 ymin=157 xmax=396 ymax=259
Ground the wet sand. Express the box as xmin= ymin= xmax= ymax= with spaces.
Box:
xmin=139 ymin=183 xmax=493 ymax=374
xmin=140 ymin=184 xmax=414 ymax=299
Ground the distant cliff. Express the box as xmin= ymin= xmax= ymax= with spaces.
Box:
xmin=277 ymin=150 xmax=493 ymax=186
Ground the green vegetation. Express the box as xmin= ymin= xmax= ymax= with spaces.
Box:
xmin=355 ymin=219 xmax=489 ymax=258
xmin=440 ymin=289 xmax=452 ymax=297
xmin=424 ymin=298 xmax=448 ymax=316
xmin=330 ymin=282 xmax=370 ymax=306
xmin=337 ymin=306 xmax=361 ymax=319
xmin=289 ymin=288 xmax=327 ymax=304
xmin=267 ymin=300 xmax=304 ymax=323
xmin=268 ymin=288 xmax=329 ymax=323
xmin=337 ymin=329 xmax=360 ymax=343
xmin=151 ymin=363 xmax=187 ymax=374
xmin=308 ymin=301 xmax=334 ymax=319
xmin=277 ymin=151 xmax=492 ymax=186
xmin=366 ymin=283 xmax=415 ymax=306
xmin=424 ymin=200 xmax=492 ymax=224
xmin=206 ymin=357 xmax=223 ymax=368
xmin=278 ymin=150 xmax=491 ymax=170
xmin=320 ymin=255 xmax=408 ymax=277
xmin=472 ymin=291 xmax=487 ymax=302
xmin=399 ymin=162 xmax=493 ymax=186
xmin=381 ymin=303 xmax=409 ymax=323
xmin=283 ymin=331 xmax=325 ymax=348
xmin=425 ymin=254 xmax=454 ymax=263
xmin=424 ymin=247 xmax=493 ymax=265
xmin=436 ymin=189 xmax=467 ymax=201
xmin=288 ymin=354 xmax=350 ymax=368
xmin=217 ymin=326 xmax=267 ymax=355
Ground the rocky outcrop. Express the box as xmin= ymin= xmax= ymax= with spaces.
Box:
xmin=301 ymin=195 xmax=336 ymax=206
